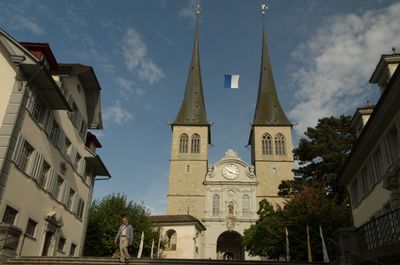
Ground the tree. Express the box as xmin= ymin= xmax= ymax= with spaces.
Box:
xmin=292 ymin=115 xmax=356 ymax=199
xmin=243 ymin=186 xmax=351 ymax=261
xmin=84 ymin=193 xmax=159 ymax=257
xmin=243 ymin=200 xmax=286 ymax=260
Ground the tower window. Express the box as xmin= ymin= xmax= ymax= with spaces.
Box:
xmin=242 ymin=194 xmax=250 ymax=216
xmin=191 ymin=134 xmax=200 ymax=153
xmin=262 ymin=133 xmax=273 ymax=155
xmin=179 ymin=134 xmax=189 ymax=153
xmin=275 ymin=133 xmax=286 ymax=155
xmin=212 ymin=194 xmax=220 ymax=216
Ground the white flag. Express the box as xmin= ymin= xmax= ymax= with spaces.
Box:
xmin=150 ymin=238 xmax=155 ymax=259
xmin=137 ymin=231 xmax=144 ymax=258
xmin=224 ymin=74 xmax=239 ymax=89
xmin=319 ymin=225 xmax=329 ymax=263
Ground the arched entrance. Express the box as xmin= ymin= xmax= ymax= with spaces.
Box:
xmin=216 ymin=231 xmax=244 ymax=260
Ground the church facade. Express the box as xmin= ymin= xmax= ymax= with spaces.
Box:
xmin=153 ymin=9 xmax=294 ymax=260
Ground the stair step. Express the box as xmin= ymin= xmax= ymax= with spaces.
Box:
xmin=5 ymin=257 xmax=328 ymax=265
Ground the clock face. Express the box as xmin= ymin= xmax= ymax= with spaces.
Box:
xmin=222 ymin=164 xmax=239 ymax=179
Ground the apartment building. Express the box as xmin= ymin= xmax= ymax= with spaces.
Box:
xmin=0 ymin=28 xmax=110 ymax=260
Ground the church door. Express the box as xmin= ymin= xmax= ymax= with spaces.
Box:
xmin=216 ymin=231 xmax=244 ymax=260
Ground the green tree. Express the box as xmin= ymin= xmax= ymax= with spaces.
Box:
xmin=83 ymin=193 xmax=159 ymax=257
xmin=244 ymin=186 xmax=351 ymax=262
xmin=292 ymin=115 xmax=356 ymax=200
xmin=243 ymin=200 xmax=286 ymax=260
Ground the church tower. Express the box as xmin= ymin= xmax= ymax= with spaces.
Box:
xmin=249 ymin=8 xmax=294 ymax=207
xmin=167 ymin=7 xmax=210 ymax=220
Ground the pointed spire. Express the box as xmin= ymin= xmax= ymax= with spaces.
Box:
xmin=173 ymin=4 xmax=208 ymax=126
xmin=252 ymin=5 xmax=291 ymax=126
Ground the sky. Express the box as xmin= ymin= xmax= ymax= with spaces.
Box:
xmin=1 ymin=0 xmax=400 ymax=214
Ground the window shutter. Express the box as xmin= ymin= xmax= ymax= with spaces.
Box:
xmin=70 ymin=146 xmax=77 ymax=166
xmin=47 ymin=168 xmax=57 ymax=195
xmin=25 ymin=88 xmax=35 ymax=113
xmin=27 ymin=151 xmax=43 ymax=179
xmin=78 ymin=158 xmax=86 ymax=177
xmin=57 ymin=131 xmax=66 ymax=153
xmin=12 ymin=134 xmax=25 ymax=166
xmin=62 ymin=183 xmax=70 ymax=205
xmin=45 ymin=111 xmax=54 ymax=135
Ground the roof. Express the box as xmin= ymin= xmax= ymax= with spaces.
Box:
xmin=172 ymin=16 xmax=209 ymax=127
xmin=86 ymin=132 xmax=102 ymax=148
xmin=338 ymin=64 xmax=400 ymax=185
xmin=57 ymin=63 xmax=104 ymax=130
xmin=19 ymin=42 xmax=59 ymax=71
xmin=85 ymin=155 xmax=111 ymax=178
xmin=369 ymin=53 xmax=400 ymax=84
xmin=148 ymin=215 xmax=206 ymax=231
xmin=251 ymin=24 xmax=291 ymax=127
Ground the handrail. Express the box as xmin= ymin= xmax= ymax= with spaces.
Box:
xmin=327 ymin=238 xmax=385 ymax=265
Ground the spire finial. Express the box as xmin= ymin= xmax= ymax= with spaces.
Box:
xmin=261 ymin=4 xmax=268 ymax=15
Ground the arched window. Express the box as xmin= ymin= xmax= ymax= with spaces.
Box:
xmin=191 ymin=134 xmax=200 ymax=153
xmin=262 ymin=133 xmax=273 ymax=155
xmin=212 ymin=194 xmax=220 ymax=216
xmin=165 ymin=229 xmax=177 ymax=251
xmin=179 ymin=134 xmax=188 ymax=153
xmin=242 ymin=194 xmax=250 ymax=216
xmin=275 ymin=133 xmax=286 ymax=155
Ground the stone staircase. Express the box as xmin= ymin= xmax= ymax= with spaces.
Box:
xmin=4 ymin=257 xmax=328 ymax=265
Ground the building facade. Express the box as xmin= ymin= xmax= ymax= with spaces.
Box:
xmin=337 ymin=53 xmax=400 ymax=264
xmin=0 ymin=29 xmax=110 ymax=260
xmin=160 ymin=10 xmax=294 ymax=260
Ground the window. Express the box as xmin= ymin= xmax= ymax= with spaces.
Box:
xmin=65 ymin=138 xmax=71 ymax=159
xmin=191 ymin=134 xmax=200 ymax=153
xmin=373 ymin=148 xmax=384 ymax=181
xmin=32 ymin=96 xmax=46 ymax=124
xmin=55 ymin=176 xmax=64 ymax=200
xmin=386 ymin=126 xmax=399 ymax=163
xmin=69 ymin=243 xmax=76 ymax=256
xmin=262 ymin=134 xmax=273 ymax=155
xmin=79 ymin=120 xmax=87 ymax=138
xmin=2 ymin=206 xmax=18 ymax=225
xmin=165 ymin=229 xmax=177 ymax=251
xmin=49 ymin=121 xmax=60 ymax=144
xmin=242 ymin=195 xmax=250 ymax=216
xmin=26 ymin=219 xmax=37 ymax=237
xmin=74 ymin=153 xmax=81 ymax=170
xmin=179 ymin=134 xmax=189 ymax=153
xmin=75 ymin=199 xmax=85 ymax=219
xmin=67 ymin=188 xmax=75 ymax=210
xmin=20 ymin=141 xmax=34 ymax=172
xmin=58 ymin=237 xmax=66 ymax=251
xmin=38 ymin=161 xmax=50 ymax=188
xmin=274 ymin=133 xmax=286 ymax=155
xmin=212 ymin=194 xmax=220 ymax=216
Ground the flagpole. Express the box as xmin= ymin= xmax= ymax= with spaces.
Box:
xmin=285 ymin=227 xmax=290 ymax=261
xmin=319 ymin=225 xmax=330 ymax=263
xmin=306 ymin=225 xmax=312 ymax=262
xmin=137 ymin=231 xmax=144 ymax=258
xmin=157 ymin=229 xmax=162 ymax=258
xmin=150 ymin=238 xmax=155 ymax=259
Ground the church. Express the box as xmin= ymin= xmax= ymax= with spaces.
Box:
xmin=150 ymin=6 xmax=294 ymax=260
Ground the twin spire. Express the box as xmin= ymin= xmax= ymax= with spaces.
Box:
xmin=173 ymin=5 xmax=208 ymax=126
xmin=173 ymin=4 xmax=290 ymax=129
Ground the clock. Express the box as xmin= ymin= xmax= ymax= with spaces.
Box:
xmin=222 ymin=164 xmax=239 ymax=179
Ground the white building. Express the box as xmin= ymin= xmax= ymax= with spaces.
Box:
xmin=0 ymin=29 xmax=110 ymax=261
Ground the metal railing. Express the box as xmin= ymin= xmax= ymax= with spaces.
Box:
xmin=356 ymin=207 xmax=400 ymax=252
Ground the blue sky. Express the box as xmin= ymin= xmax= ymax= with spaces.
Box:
xmin=1 ymin=0 xmax=400 ymax=214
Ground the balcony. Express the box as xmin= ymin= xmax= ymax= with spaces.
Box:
xmin=356 ymin=207 xmax=400 ymax=263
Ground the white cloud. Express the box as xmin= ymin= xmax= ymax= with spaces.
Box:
xmin=122 ymin=28 xmax=165 ymax=84
xmin=289 ymin=2 xmax=400 ymax=135
xmin=115 ymin=76 xmax=146 ymax=97
xmin=103 ymin=105 xmax=134 ymax=125
xmin=178 ymin=0 xmax=198 ymax=24
xmin=12 ymin=15 xmax=45 ymax=35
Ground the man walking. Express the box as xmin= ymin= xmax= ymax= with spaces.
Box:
xmin=115 ymin=216 xmax=133 ymax=263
